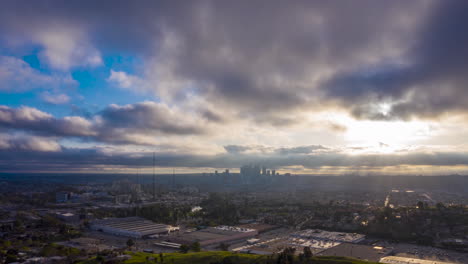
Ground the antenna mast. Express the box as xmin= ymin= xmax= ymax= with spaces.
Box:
xmin=153 ymin=152 xmax=156 ymax=200
xmin=172 ymin=168 xmax=175 ymax=190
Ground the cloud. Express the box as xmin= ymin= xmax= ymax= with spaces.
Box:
xmin=34 ymin=26 xmax=102 ymax=70
xmin=223 ymin=145 xmax=328 ymax=155
xmin=0 ymin=105 xmax=95 ymax=137
xmin=276 ymin=145 xmax=328 ymax=155
xmin=0 ymin=55 xmax=77 ymax=92
xmin=323 ymin=1 xmax=468 ymax=121
xmin=0 ymin=102 xmax=209 ymax=145
xmin=224 ymin=145 xmax=252 ymax=154
xmin=0 ymin=134 xmax=61 ymax=152
xmin=40 ymin=91 xmax=70 ymax=104
xmin=107 ymin=70 xmax=148 ymax=91
xmin=0 ymin=0 xmax=435 ymax=125
xmin=97 ymin=101 xmax=208 ymax=136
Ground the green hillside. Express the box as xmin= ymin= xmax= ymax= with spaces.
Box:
xmin=123 ymin=251 xmax=380 ymax=264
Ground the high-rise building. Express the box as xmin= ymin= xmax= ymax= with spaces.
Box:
xmin=56 ymin=192 xmax=70 ymax=203
xmin=253 ymin=165 xmax=260 ymax=176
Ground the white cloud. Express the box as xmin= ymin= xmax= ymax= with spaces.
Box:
xmin=0 ymin=134 xmax=61 ymax=152
xmin=40 ymin=91 xmax=70 ymax=104
xmin=0 ymin=55 xmax=77 ymax=92
xmin=107 ymin=70 xmax=146 ymax=89
xmin=34 ymin=26 xmax=102 ymax=70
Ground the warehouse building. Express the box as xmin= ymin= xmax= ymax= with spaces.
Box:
xmin=291 ymin=229 xmax=365 ymax=243
xmin=170 ymin=225 xmax=258 ymax=246
xmin=234 ymin=229 xmax=366 ymax=255
xmin=317 ymin=243 xmax=392 ymax=262
xmin=90 ymin=217 xmax=177 ymax=238
xmin=379 ymin=256 xmax=457 ymax=264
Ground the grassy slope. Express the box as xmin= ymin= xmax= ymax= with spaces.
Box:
xmin=126 ymin=251 xmax=263 ymax=264
xmin=125 ymin=251 xmax=380 ymax=264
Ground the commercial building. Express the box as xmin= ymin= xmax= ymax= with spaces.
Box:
xmin=55 ymin=192 xmax=70 ymax=203
xmin=55 ymin=212 xmax=79 ymax=222
xmin=233 ymin=237 xmax=289 ymax=255
xmin=237 ymin=223 xmax=278 ymax=233
xmin=317 ymin=243 xmax=392 ymax=262
xmin=291 ymin=229 xmax=365 ymax=243
xmin=379 ymin=256 xmax=457 ymax=264
xmin=90 ymin=217 xmax=177 ymax=238
xmin=234 ymin=229 xmax=366 ymax=255
xmin=170 ymin=225 xmax=258 ymax=246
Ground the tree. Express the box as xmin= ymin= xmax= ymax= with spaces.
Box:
xmin=126 ymin=239 xmax=135 ymax=248
xmin=303 ymin=246 xmax=313 ymax=259
xmin=436 ymin=202 xmax=445 ymax=210
xmin=179 ymin=244 xmax=189 ymax=253
xmin=219 ymin=242 xmax=229 ymax=251
xmin=190 ymin=241 xmax=201 ymax=252
xmin=96 ymin=255 xmax=105 ymax=263
xmin=5 ymin=254 xmax=17 ymax=264
xmin=417 ymin=201 xmax=424 ymax=209
xmin=277 ymin=247 xmax=296 ymax=264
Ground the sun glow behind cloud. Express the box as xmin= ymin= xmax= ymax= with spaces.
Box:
xmin=315 ymin=111 xmax=434 ymax=153
xmin=345 ymin=120 xmax=433 ymax=146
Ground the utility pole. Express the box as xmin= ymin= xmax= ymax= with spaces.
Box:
xmin=172 ymin=168 xmax=175 ymax=190
xmin=153 ymin=152 xmax=156 ymax=200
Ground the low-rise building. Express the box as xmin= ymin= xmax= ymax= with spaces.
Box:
xmin=379 ymin=256 xmax=457 ymax=264
xmin=90 ymin=217 xmax=177 ymax=238
xmin=55 ymin=192 xmax=70 ymax=203
xmin=317 ymin=243 xmax=392 ymax=262
xmin=170 ymin=225 xmax=258 ymax=246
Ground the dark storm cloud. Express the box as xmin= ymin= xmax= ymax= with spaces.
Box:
xmin=0 ymin=135 xmax=61 ymax=152
xmin=0 ymin=106 xmax=95 ymax=137
xmin=224 ymin=145 xmax=252 ymax=154
xmin=0 ymin=0 xmax=441 ymax=125
xmin=0 ymin=102 xmax=208 ymax=145
xmin=276 ymin=145 xmax=327 ymax=155
xmin=325 ymin=1 xmax=468 ymax=120
xmin=155 ymin=0 xmax=423 ymax=122
xmin=98 ymin=102 xmax=206 ymax=135
xmin=223 ymin=144 xmax=328 ymax=155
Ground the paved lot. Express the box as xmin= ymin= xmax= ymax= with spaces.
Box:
xmin=375 ymin=241 xmax=467 ymax=264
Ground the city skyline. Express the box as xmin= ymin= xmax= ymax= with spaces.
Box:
xmin=1 ymin=1 xmax=468 ymax=175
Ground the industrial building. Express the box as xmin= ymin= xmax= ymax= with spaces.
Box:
xmin=291 ymin=229 xmax=365 ymax=243
xmin=233 ymin=237 xmax=291 ymax=255
xmin=170 ymin=225 xmax=258 ymax=246
xmin=55 ymin=212 xmax=79 ymax=222
xmin=317 ymin=243 xmax=392 ymax=262
xmin=55 ymin=192 xmax=70 ymax=203
xmin=234 ymin=229 xmax=366 ymax=255
xmin=90 ymin=217 xmax=177 ymax=238
xmin=379 ymin=256 xmax=457 ymax=264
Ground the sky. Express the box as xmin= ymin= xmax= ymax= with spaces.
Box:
xmin=1 ymin=0 xmax=468 ymax=175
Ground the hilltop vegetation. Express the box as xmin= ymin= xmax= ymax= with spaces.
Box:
xmin=95 ymin=251 xmax=380 ymax=264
